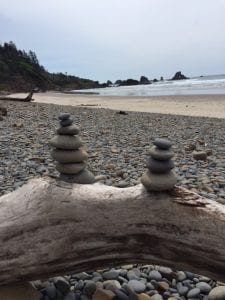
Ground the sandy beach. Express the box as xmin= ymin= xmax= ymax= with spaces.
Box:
xmin=8 ymin=92 xmax=225 ymax=119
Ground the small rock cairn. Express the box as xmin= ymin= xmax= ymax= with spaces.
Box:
xmin=141 ymin=138 xmax=178 ymax=191
xmin=50 ymin=113 xmax=95 ymax=184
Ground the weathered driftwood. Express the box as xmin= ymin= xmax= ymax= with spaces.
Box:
xmin=0 ymin=91 xmax=34 ymax=102
xmin=0 ymin=176 xmax=225 ymax=284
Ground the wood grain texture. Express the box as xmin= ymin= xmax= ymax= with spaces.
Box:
xmin=0 ymin=177 xmax=225 ymax=284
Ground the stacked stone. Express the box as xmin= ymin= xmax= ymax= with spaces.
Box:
xmin=141 ymin=138 xmax=178 ymax=191
xmin=50 ymin=113 xmax=95 ymax=184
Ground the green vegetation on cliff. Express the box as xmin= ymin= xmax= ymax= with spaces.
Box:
xmin=0 ymin=41 xmax=101 ymax=92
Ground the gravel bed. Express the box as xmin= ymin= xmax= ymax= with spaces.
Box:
xmin=1 ymin=101 xmax=225 ymax=201
xmin=1 ymin=101 xmax=225 ymax=300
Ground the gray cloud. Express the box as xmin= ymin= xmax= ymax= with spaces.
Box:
xmin=0 ymin=0 xmax=225 ymax=82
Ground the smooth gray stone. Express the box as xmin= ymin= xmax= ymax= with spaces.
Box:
xmin=151 ymin=294 xmax=163 ymax=300
xmin=45 ymin=285 xmax=57 ymax=299
xmin=114 ymin=289 xmax=129 ymax=300
xmin=153 ymin=138 xmax=172 ymax=150
xmin=209 ymin=286 xmax=225 ymax=300
xmin=103 ymin=280 xmax=121 ymax=291
xmin=186 ymin=287 xmax=201 ymax=298
xmin=141 ymin=170 xmax=177 ymax=191
xmin=64 ymin=293 xmax=76 ymax=300
xmin=147 ymin=158 xmax=174 ymax=174
xmin=57 ymin=125 xmax=80 ymax=135
xmin=102 ymin=270 xmax=120 ymax=280
xmin=177 ymin=286 xmax=189 ymax=296
xmin=60 ymin=118 xmax=73 ymax=127
xmin=128 ymin=280 xmax=146 ymax=293
xmin=149 ymin=146 xmax=174 ymax=160
xmin=54 ymin=277 xmax=70 ymax=295
xmin=176 ymin=271 xmax=187 ymax=281
xmin=50 ymin=135 xmax=82 ymax=150
xmin=51 ymin=149 xmax=88 ymax=163
xmin=58 ymin=113 xmax=71 ymax=120
xmin=83 ymin=281 xmax=97 ymax=297
xmin=59 ymin=169 xmax=95 ymax=184
xmin=56 ymin=162 xmax=86 ymax=174
xmin=149 ymin=270 xmax=162 ymax=281
xmin=196 ymin=282 xmax=212 ymax=294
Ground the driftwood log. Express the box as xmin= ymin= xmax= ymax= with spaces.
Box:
xmin=0 ymin=91 xmax=34 ymax=102
xmin=0 ymin=176 xmax=225 ymax=284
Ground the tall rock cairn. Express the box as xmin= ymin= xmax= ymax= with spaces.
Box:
xmin=50 ymin=113 xmax=95 ymax=184
xmin=141 ymin=138 xmax=178 ymax=191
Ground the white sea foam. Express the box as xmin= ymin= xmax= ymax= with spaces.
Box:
xmin=74 ymin=74 xmax=225 ymax=96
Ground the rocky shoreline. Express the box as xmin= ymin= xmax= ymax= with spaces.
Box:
xmin=1 ymin=101 xmax=225 ymax=299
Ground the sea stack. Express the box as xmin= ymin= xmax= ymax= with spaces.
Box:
xmin=141 ymin=138 xmax=178 ymax=191
xmin=50 ymin=113 xmax=95 ymax=184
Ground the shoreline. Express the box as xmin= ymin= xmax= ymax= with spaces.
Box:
xmin=4 ymin=92 xmax=225 ymax=119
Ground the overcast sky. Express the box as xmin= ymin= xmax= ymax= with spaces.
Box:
xmin=1 ymin=0 xmax=225 ymax=82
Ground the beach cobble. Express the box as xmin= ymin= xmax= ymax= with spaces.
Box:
xmin=1 ymin=101 xmax=225 ymax=202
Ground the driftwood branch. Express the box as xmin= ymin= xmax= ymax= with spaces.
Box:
xmin=0 ymin=177 xmax=225 ymax=284
xmin=0 ymin=91 xmax=34 ymax=102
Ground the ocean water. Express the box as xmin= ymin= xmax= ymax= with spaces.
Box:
xmin=74 ymin=74 xmax=225 ymax=96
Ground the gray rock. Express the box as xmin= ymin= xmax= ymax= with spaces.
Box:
xmin=57 ymin=125 xmax=80 ymax=135
xmin=54 ymin=277 xmax=70 ymax=295
xmin=103 ymin=280 xmax=121 ymax=291
xmin=177 ymin=286 xmax=189 ymax=296
xmin=60 ymin=169 xmax=95 ymax=184
xmin=186 ymin=287 xmax=201 ymax=298
xmin=127 ymin=270 xmax=140 ymax=280
xmin=83 ymin=281 xmax=97 ymax=296
xmin=147 ymin=158 xmax=174 ymax=174
xmin=196 ymin=282 xmax=211 ymax=294
xmin=45 ymin=285 xmax=57 ymax=299
xmin=60 ymin=118 xmax=73 ymax=127
xmin=141 ymin=170 xmax=177 ymax=191
xmin=176 ymin=271 xmax=187 ymax=281
xmin=151 ymin=294 xmax=163 ymax=300
xmin=149 ymin=270 xmax=162 ymax=281
xmin=102 ymin=270 xmax=120 ymax=280
xmin=208 ymin=286 xmax=225 ymax=300
xmin=58 ymin=113 xmax=71 ymax=120
xmin=64 ymin=292 xmax=76 ymax=300
xmin=128 ymin=280 xmax=146 ymax=293
xmin=51 ymin=149 xmax=88 ymax=163
xmin=114 ymin=289 xmax=129 ymax=300
xmin=56 ymin=162 xmax=86 ymax=174
xmin=50 ymin=135 xmax=83 ymax=150
xmin=149 ymin=146 xmax=174 ymax=160
xmin=153 ymin=138 xmax=172 ymax=150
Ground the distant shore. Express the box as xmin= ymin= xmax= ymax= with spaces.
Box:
xmin=7 ymin=91 xmax=225 ymax=118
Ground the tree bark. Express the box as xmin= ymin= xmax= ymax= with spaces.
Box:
xmin=0 ymin=177 xmax=225 ymax=284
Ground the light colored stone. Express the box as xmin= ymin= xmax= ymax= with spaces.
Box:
xmin=0 ymin=282 xmax=40 ymax=300
xmin=56 ymin=162 xmax=86 ymax=174
xmin=51 ymin=149 xmax=88 ymax=163
xmin=92 ymin=288 xmax=116 ymax=300
xmin=208 ymin=286 xmax=225 ymax=300
xmin=128 ymin=279 xmax=146 ymax=293
xmin=103 ymin=280 xmax=121 ymax=291
xmin=141 ymin=170 xmax=177 ymax=191
xmin=148 ymin=146 xmax=174 ymax=160
xmin=50 ymin=135 xmax=82 ymax=149
xmin=138 ymin=293 xmax=152 ymax=300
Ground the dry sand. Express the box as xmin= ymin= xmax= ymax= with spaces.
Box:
xmin=9 ymin=92 xmax=225 ymax=118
